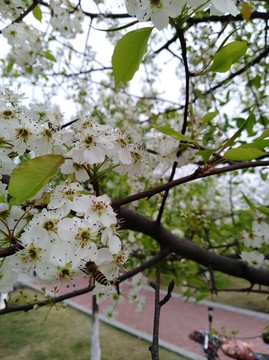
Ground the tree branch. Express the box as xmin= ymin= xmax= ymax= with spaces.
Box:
xmin=118 ymin=207 xmax=269 ymax=287
xmin=0 ymin=285 xmax=93 ymax=315
xmin=149 ymin=268 xmax=161 ymax=360
xmin=113 ymin=160 xmax=269 ymax=208
xmin=117 ymin=250 xmax=171 ymax=283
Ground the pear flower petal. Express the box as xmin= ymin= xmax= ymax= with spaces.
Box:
xmin=211 ymin=0 xmax=239 ymax=16
xmin=125 ymin=0 xmax=184 ymax=30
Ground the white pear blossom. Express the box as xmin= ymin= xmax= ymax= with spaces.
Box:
xmin=112 ymin=131 xmax=133 ymax=165
xmin=25 ymin=208 xmax=66 ymax=243
xmin=50 ymin=0 xmax=84 ymax=38
xmin=0 ymin=257 xmax=18 ymax=293
xmin=240 ymin=250 xmax=266 ymax=268
xmin=0 ymin=91 xmax=145 ymax=293
xmin=187 ymin=0 xmax=239 ymax=16
xmin=69 ymin=125 xmax=115 ymax=165
xmin=0 ymin=151 xmax=15 ymax=176
xmin=243 ymin=220 xmax=269 ymax=249
xmin=3 ymin=118 xmax=39 ymax=155
xmin=60 ymin=159 xmax=89 ymax=182
xmin=85 ymin=194 xmax=117 ymax=228
xmin=47 ymin=182 xmax=85 ymax=213
xmin=125 ymin=0 xmax=239 ymax=30
xmin=116 ymin=145 xmax=148 ymax=176
xmin=35 ymin=243 xmax=83 ymax=285
xmin=211 ymin=0 xmax=239 ymax=16
xmin=125 ymin=0 xmax=184 ymax=30
xmin=252 ymin=221 xmax=269 ymax=245
xmin=2 ymin=23 xmax=27 ymax=46
xmin=15 ymin=227 xmax=49 ymax=274
xmin=0 ymin=0 xmax=26 ymax=19
xmin=101 ymin=227 xmax=122 ymax=254
xmin=57 ymin=217 xmax=99 ymax=253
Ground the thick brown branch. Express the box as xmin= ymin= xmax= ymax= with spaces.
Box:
xmin=118 ymin=207 xmax=269 ymax=287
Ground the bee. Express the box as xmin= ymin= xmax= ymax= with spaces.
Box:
xmin=82 ymin=261 xmax=108 ymax=287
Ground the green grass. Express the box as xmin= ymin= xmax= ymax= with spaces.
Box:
xmin=207 ymin=276 xmax=269 ymax=313
xmin=0 ymin=288 xmax=185 ymax=360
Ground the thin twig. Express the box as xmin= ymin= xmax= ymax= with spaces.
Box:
xmin=0 ymin=285 xmax=93 ymax=315
xmin=149 ymin=268 xmax=161 ymax=360
xmin=113 ymin=160 xmax=269 ymax=208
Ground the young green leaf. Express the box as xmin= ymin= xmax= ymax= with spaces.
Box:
xmin=6 ymin=60 xmax=14 ymax=73
xmin=240 ymin=139 xmax=269 ymax=150
xmin=33 ymin=5 xmax=43 ymax=22
xmin=44 ymin=50 xmax=57 ymax=62
xmin=223 ymin=147 xmax=266 ymax=161
xmin=8 ymin=155 xmax=65 ymax=203
xmin=221 ymin=113 xmax=252 ymax=151
xmin=153 ymin=125 xmax=199 ymax=146
xmin=208 ymin=41 xmax=248 ymax=73
xmin=256 ymin=206 xmax=269 ymax=216
xmin=200 ymin=111 xmax=218 ymax=124
xmin=112 ymin=27 xmax=153 ymax=87
xmin=196 ymin=149 xmax=218 ymax=163
xmin=258 ymin=128 xmax=269 ymax=139
xmin=241 ymin=2 xmax=252 ymax=21
xmin=242 ymin=193 xmax=257 ymax=211
xmin=243 ymin=193 xmax=269 ymax=215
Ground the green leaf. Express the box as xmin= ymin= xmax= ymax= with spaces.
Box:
xmin=6 ymin=60 xmax=14 ymax=73
xmin=200 ymin=111 xmax=218 ymax=124
xmin=33 ymin=5 xmax=42 ymax=22
xmin=243 ymin=194 xmax=269 ymax=215
xmin=8 ymin=155 xmax=65 ymax=203
xmin=112 ymin=27 xmax=153 ymax=87
xmin=223 ymin=147 xmax=266 ymax=161
xmin=153 ymin=126 xmax=199 ymax=146
xmin=208 ymin=41 xmax=248 ymax=73
xmin=245 ymin=112 xmax=256 ymax=137
xmin=195 ymin=149 xmax=217 ymax=163
xmin=258 ymin=128 xmax=269 ymax=139
xmin=256 ymin=206 xmax=269 ymax=216
xmin=261 ymin=172 xmax=268 ymax=181
xmin=242 ymin=193 xmax=256 ymax=211
xmin=241 ymin=2 xmax=252 ymax=21
xmin=248 ymin=75 xmax=261 ymax=89
xmin=221 ymin=113 xmax=252 ymax=151
xmin=44 ymin=50 xmax=57 ymax=62
xmin=240 ymin=139 xmax=269 ymax=150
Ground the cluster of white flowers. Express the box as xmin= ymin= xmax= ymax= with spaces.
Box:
xmin=50 ymin=0 xmax=84 ymax=39
xmin=0 ymin=89 xmax=147 ymax=293
xmin=0 ymin=0 xmax=84 ymax=75
xmin=240 ymin=217 xmax=269 ymax=268
xmin=1 ymin=22 xmax=52 ymax=73
xmin=0 ymin=0 xmax=26 ymax=20
xmin=125 ymin=0 xmax=239 ymax=30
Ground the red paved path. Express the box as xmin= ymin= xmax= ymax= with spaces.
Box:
xmin=22 ymin=276 xmax=269 ymax=359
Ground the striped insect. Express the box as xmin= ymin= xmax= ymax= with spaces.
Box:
xmin=82 ymin=261 xmax=108 ymax=287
